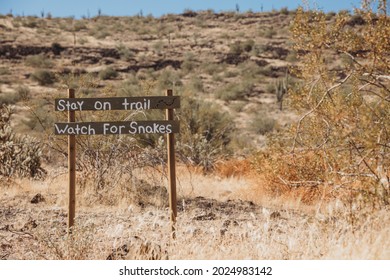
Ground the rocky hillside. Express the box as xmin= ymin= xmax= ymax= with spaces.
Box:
xmin=0 ymin=10 xmax=298 ymax=150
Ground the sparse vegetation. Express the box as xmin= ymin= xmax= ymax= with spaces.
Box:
xmin=30 ymin=69 xmax=56 ymax=85
xmin=215 ymin=80 xmax=254 ymax=101
xmin=98 ymin=67 xmax=118 ymax=80
xmin=0 ymin=1 xmax=389 ymax=261
xmin=0 ymin=105 xmax=45 ymax=178
xmin=250 ymin=114 xmax=276 ymax=135
xmin=0 ymin=67 xmax=10 ymax=75
xmin=51 ymin=42 xmax=64 ymax=55
xmin=25 ymin=54 xmax=53 ymax=68
xmin=116 ymin=44 xmax=134 ymax=61
xmin=0 ymin=91 xmax=21 ymax=105
xmin=177 ymin=95 xmax=235 ymax=171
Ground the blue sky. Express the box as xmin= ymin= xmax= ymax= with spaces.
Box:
xmin=1 ymin=0 xmax=363 ymax=18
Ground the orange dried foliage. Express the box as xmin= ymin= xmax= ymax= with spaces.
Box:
xmin=249 ymin=150 xmax=338 ymax=205
xmin=215 ymin=159 xmax=252 ymax=178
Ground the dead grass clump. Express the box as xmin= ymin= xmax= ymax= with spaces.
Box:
xmin=34 ymin=226 xmax=99 ymax=260
xmin=251 ymin=147 xmax=388 ymax=207
xmin=215 ymin=159 xmax=251 ymax=178
xmin=250 ymin=149 xmax=332 ymax=204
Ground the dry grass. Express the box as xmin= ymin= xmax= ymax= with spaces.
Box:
xmin=1 ymin=167 xmax=389 ymax=260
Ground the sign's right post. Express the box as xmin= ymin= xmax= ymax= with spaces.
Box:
xmin=68 ymin=88 xmax=76 ymax=234
xmin=166 ymin=89 xmax=177 ymax=239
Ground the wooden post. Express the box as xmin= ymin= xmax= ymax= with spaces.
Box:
xmin=166 ymin=89 xmax=177 ymax=238
xmin=68 ymin=88 xmax=76 ymax=234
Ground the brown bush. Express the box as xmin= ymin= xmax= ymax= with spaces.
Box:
xmin=252 ymin=2 xmax=390 ymax=207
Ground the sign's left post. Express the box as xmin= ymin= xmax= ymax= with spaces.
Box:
xmin=68 ymin=89 xmax=76 ymax=234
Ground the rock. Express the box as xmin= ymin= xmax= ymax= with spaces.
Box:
xmin=222 ymin=219 xmax=239 ymax=228
xmin=270 ymin=211 xmax=281 ymax=219
xmin=21 ymin=219 xmax=38 ymax=231
xmin=30 ymin=193 xmax=45 ymax=204
xmin=193 ymin=212 xmax=216 ymax=221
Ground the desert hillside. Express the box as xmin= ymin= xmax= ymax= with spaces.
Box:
xmin=0 ymin=7 xmax=389 ymax=260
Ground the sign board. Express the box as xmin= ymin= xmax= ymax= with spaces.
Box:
xmin=56 ymin=89 xmax=179 ymax=237
xmin=54 ymin=121 xmax=180 ymax=135
xmin=55 ymin=96 xmax=180 ymax=111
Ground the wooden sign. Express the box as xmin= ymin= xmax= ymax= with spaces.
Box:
xmin=55 ymin=121 xmax=180 ymax=135
xmin=56 ymin=89 xmax=179 ymax=238
xmin=55 ymin=96 xmax=180 ymax=111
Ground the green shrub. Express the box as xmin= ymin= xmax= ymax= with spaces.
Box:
xmin=201 ymin=63 xmax=222 ymax=75
xmin=223 ymin=69 xmax=239 ymax=78
xmin=215 ymin=81 xmax=254 ymax=101
xmin=189 ymin=76 xmax=204 ymax=92
xmin=0 ymin=67 xmax=10 ymax=75
xmin=181 ymin=55 xmax=195 ymax=73
xmin=15 ymin=85 xmax=31 ymax=101
xmin=51 ymin=42 xmax=64 ymax=55
xmin=25 ymin=54 xmax=53 ymax=68
xmin=91 ymin=27 xmax=110 ymax=39
xmin=286 ymin=51 xmax=298 ymax=62
xmin=23 ymin=99 xmax=56 ymax=132
xmin=73 ymin=20 xmax=87 ymax=31
xmin=0 ymin=91 xmax=20 ymax=105
xmin=157 ymin=69 xmax=181 ymax=88
xmin=238 ymin=61 xmax=262 ymax=79
xmin=0 ymin=105 xmax=45 ymax=178
xmin=229 ymin=41 xmax=243 ymax=56
xmin=22 ymin=17 xmax=39 ymax=28
xmin=152 ymin=41 xmax=164 ymax=55
xmin=326 ymin=12 xmax=336 ymax=20
xmin=250 ymin=114 xmax=276 ymax=135
xmin=347 ymin=14 xmax=365 ymax=26
xmin=258 ymin=65 xmax=274 ymax=77
xmin=212 ymin=73 xmax=223 ymax=82
xmin=177 ymin=94 xmax=235 ymax=171
xmin=31 ymin=70 xmax=56 ymax=85
xmin=99 ymin=67 xmax=118 ymax=80
xmin=230 ymin=101 xmax=247 ymax=113
xmin=116 ymin=44 xmax=134 ymax=61
xmin=280 ymin=7 xmax=289 ymax=15
xmin=261 ymin=28 xmax=277 ymax=39
xmin=242 ymin=39 xmax=255 ymax=52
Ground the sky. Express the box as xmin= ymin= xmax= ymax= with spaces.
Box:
xmin=0 ymin=0 xmax=364 ymax=18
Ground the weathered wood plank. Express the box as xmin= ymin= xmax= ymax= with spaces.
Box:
xmin=55 ymin=96 xmax=180 ymax=111
xmin=54 ymin=121 xmax=180 ymax=135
